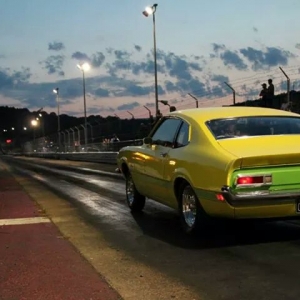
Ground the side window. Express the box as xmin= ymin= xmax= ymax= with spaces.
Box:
xmin=175 ymin=122 xmax=189 ymax=148
xmin=151 ymin=118 xmax=182 ymax=147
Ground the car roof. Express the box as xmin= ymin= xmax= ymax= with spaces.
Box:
xmin=169 ymin=106 xmax=298 ymax=123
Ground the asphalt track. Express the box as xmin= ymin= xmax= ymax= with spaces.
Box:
xmin=2 ymin=155 xmax=300 ymax=300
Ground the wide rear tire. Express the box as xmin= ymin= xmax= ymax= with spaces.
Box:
xmin=178 ymin=182 xmax=209 ymax=235
xmin=125 ymin=172 xmax=146 ymax=212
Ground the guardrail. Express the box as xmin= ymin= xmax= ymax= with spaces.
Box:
xmin=20 ymin=151 xmax=118 ymax=164
xmin=9 ymin=138 xmax=145 ymax=164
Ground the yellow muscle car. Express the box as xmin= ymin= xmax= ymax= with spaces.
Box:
xmin=117 ymin=107 xmax=300 ymax=234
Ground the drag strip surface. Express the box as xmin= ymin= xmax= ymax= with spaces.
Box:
xmin=3 ymin=155 xmax=300 ymax=300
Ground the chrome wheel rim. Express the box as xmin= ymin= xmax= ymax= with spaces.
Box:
xmin=126 ymin=176 xmax=134 ymax=206
xmin=182 ymin=188 xmax=197 ymax=228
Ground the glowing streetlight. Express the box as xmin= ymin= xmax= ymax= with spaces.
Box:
xmin=11 ymin=127 xmax=15 ymax=130
xmin=23 ymin=127 xmax=27 ymax=130
xmin=31 ymin=120 xmax=38 ymax=126
xmin=142 ymin=3 xmax=159 ymax=119
xmin=77 ymin=62 xmax=90 ymax=147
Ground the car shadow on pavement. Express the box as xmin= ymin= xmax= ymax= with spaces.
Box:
xmin=130 ymin=209 xmax=300 ymax=250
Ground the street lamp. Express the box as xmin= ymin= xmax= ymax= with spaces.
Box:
xmin=77 ymin=63 xmax=90 ymax=147
xmin=53 ymin=87 xmax=61 ymax=150
xmin=142 ymin=3 xmax=159 ymax=119
xmin=159 ymin=100 xmax=176 ymax=112
xmin=31 ymin=119 xmax=38 ymax=148
xmin=53 ymin=88 xmax=61 ymax=132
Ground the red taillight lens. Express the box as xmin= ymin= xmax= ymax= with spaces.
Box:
xmin=237 ymin=176 xmax=264 ymax=185
xmin=216 ymin=193 xmax=225 ymax=201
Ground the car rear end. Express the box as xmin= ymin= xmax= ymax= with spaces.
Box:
xmin=206 ymin=115 xmax=300 ymax=220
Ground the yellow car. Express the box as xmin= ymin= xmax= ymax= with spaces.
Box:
xmin=117 ymin=107 xmax=300 ymax=234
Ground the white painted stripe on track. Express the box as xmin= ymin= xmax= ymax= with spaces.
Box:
xmin=0 ymin=217 xmax=51 ymax=226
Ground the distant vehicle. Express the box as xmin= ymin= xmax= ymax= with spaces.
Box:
xmin=117 ymin=107 xmax=300 ymax=234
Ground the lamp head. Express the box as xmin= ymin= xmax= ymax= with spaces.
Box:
xmin=142 ymin=4 xmax=157 ymax=17
xmin=159 ymin=100 xmax=168 ymax=106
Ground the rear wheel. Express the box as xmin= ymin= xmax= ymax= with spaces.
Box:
xmin=178 ymin=182 xmax=209 ymax=234
xmin=125 ymin=172 xmax=146 ymax=212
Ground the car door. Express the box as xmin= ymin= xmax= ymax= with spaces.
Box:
xmin=142 ymin=117 xmax=182 ymax=203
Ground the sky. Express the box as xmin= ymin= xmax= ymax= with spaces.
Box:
xmin=1 ymin=0 xmax=300 ymax=118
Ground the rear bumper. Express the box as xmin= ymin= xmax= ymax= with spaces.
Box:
xmin=197 ymin=186 xmax=300 ymax=220
xmin=221 ymin=187 xmax=300 ymax=219
xmin=221 ymin=186 xmax=300 ymax=204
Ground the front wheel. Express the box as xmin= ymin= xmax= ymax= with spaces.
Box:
xmin=125 ymin=172 xmax=146 ymax=212
xmin=178 ymin=183 xmax=209 ymax=234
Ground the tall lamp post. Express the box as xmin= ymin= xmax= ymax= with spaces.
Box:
xmin=143 ymin=3 xmax=159 ymax=119
xmin=53 ymin=87 xmax=61 ymax=150
xmin=31 ymin=119 xmax=38 ymax=151
xmin=77 ymin=62 xmax=90 ymax=147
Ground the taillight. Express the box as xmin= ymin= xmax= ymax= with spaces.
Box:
xmin=236 ymin=175 xmax=272 ymax=187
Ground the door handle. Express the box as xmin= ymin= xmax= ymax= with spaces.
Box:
xmin=160 ymin=152 xmax=167 ymax=157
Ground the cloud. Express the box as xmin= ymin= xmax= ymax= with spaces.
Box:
xmin=212 ymin=43 xmax=226 ymax=53
xmin=48 ymin=41 xmax=65 ymax=51
xmin=211 ymin=74 xmax=229 ymax=83
xmin=91 ymin=52 xmax=105 ymax=67
xmin=71 ymin=51 xmax=90 ymax=62
xmin=71 ymin=51 xmax=105 ymax=68
xmin=94 ymin=87 xmax=109 ymax=97
xmin=117 ymin=101 xmax=140 ymax=111
xmin=208 ymin=85 xmax=227 ymax=98
xmin=134 ymin=45 xmax=142 ymax=52
xmin=0 ymin=67 xmax=31 ymax=90
xmin=253 ymin=27 xmax=258 ymax=33
xmin=220 ymin=50 xmax=248 ymax=70
xmin=114 ymin=50 xmax=131 ymax=60
xmin=40 ymin=55 xmax=65 ymax=76
xmin=0 ymin=54 xmax=5 ymax=59
xmin=210 ymin=44 xmax=248 ymax=70
xmin=296 ymin=44 xmax=300 ymax=50
xmin=156 ymin=50 xmax=203 ymax=80
xmin=240 ymin=46 xmax=294 ymax=70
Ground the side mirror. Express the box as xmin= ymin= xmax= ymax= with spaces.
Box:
xmin=143 ymin=137 xmax=152 ymax=145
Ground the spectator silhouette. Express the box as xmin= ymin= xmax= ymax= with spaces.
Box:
xmin=266 ymin=79 xmax=275 ymax=108
xmin=259 ymin=83 xmax=268 ymax=107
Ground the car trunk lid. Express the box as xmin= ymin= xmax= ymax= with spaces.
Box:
xmin=218 ymin=135 xmax=300 ymax=168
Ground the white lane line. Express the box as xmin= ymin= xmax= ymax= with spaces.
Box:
xmin=0 ymin=217 xmax=51 ymax=226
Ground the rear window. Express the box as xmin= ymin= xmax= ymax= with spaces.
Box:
xmin=206 ymin=116 xmax=300 ymax=140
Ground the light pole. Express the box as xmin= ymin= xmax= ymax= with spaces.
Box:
xmin=53 ymin=88 xmax=61 ymax=150
xmin=143 ymin=3 xmax=159 ymax=119
xmin=77 ymin=63 xmax=90 ymax=147
xmin=53 ymin=88 xmax=60 ymax=132
xmin=31 ymin=119 xmax=38 ymax=151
